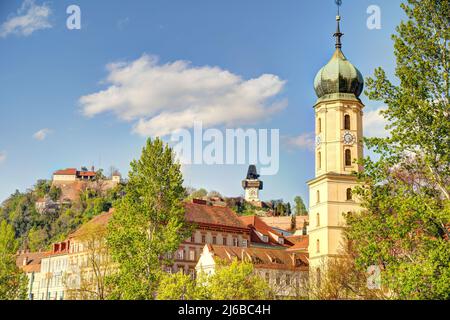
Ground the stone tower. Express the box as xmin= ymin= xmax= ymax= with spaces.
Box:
xmin=242 ymin=165 xmax=263 ymax=204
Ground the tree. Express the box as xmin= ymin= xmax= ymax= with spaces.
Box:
xmin=188 ymin=188 xmax=208 ymax=200
xmin=0 ymin=220 xmax=27 ymax=300
xmin=294 ymin=196 xmax=307 ymax=216
xmin=286 ymin=202 xmax=292 ymax=216
xmin=203 ymin=260 xmax=273 ymax=300
xmin=106 ymin=138 xmax=191 ymax=299
xmin=290 ymin=214 xmax=296 ymax=231
xmin=276 ymin=202 xmax=286 ymax=216
xmin=156 ymin=272 xmax=203 ymax=300
xmin=48 ymin=186 xmax=62 ymax=202
xmin=207 ymin=190 xmax=222 ymax=199
xmin=65 ymin=222 xmax=114 ymax=300
xmin=307 ymin=251 xmax=386 ymax=300
xmin=348 ymin=0 xmax=450 ymax=299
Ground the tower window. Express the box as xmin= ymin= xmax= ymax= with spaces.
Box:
xmin=317 ymin=152 xmax=321 ymax=170
xmin=316 ymin=190 xmax=320 ymax=203
xmin=316 ymin=239 xmax=320 ymax=253
xmin=344 ymin=114 xmax=351 ymax=130
xmin=346 ymin=188 xmax=352 ymax=201
xmin=316 ymin=213 xmax=320 ymax=227
xmin=318 ymin=118 xmax=322 ymax=133
xmin=345 ymin=149 xmax=352 ymax=166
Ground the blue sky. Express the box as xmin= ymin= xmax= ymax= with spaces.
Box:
xmin=0 ymin=0 xmax=405 ymax=205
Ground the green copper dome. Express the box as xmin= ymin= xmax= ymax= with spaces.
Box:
xmin=314 ymin=15 xmax=364 ymax=99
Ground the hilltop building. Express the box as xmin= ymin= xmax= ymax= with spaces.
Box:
xmin=242 ymin=165 xmax=263 ymax=205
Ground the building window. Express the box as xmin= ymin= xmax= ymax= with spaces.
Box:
xmin=177 ymin=250 xmax=184 ymax=260
xmin=223 ymin=237 xmax=227 ymax=245
xmin=344 ymin=114 xmax=351 ymax=130
xmin=265 ymin=272 xmax=270 ymax=283
xmin=202 ymin=235 xmax=206 ymax=243
xmin=286 ymin=274 xmax=291 ymax=285
xmin=190 ymin=235 xmax=195 ymax=243
xmin=316 ymin=190 xmax=320 ymax=203
xmin=189 ymin=250 xmax=195 ymax=261
xmin=317 ymin=152 xmax=321 ymax=169
xmin=242 ymin=239 xmax=248 ymax=247
xmin=276 ymin=275 xmax=281 ymax=285
xmin=346 ymin=188 xmax=352 ymax=200
xmin=345 ymin=149 xmax=352 ymax=166
xmin=212 ymin=236 xmax=217 ymax=245
xmin=318 ymin=118 xmax=322 ymax=133
xmin=316 ymin=239 xmax=320 ymax=253
xmin=316 ymin=213 xmax=320 ymax=227
xmin=233 ymin=238 xmax=238 ymax=247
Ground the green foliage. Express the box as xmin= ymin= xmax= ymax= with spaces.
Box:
xmin=0 ymin=220 xmax=27 ymax=300
xmin=0 ymin=177 xmax=125 ymax=252
xmin=348 ymin=0 xmax=450 ymax=300
xmin=106 ymin=138 xmax=191 ymax=300
xmin=188 ymin=188 xmax=208 ymax=200
xmin=202 ymin=260 xmax=273 ymax=300
xmin=157 ymin=272 xmax=204 ymax=300
xmin=157 ymin=260 xmax=273 ymax=300
xmin=48 ymin=186 xmax=62 ymax=202
xmin=294 ymin=196 xmax=307 ymax=216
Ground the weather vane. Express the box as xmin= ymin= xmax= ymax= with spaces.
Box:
xmin=334 ymin=0 xmax=343 ymax=48
xmin=335 ymin=0 xmax=342 ymax=15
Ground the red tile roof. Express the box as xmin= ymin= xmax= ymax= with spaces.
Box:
xmin=78 ymin=171 xmax=96 ymax=177
xmin=69 ymin=202 xmax=249 ymax=240
xmin=16 ymin=251 xmax=49 ymax=273
xmin=54 ymin=168 xmax=77 ymax=175
xmin=185 ymin=202 xmax=248 ymax=231
xmin=239 ymin=215 xmax=292 ymax=246
xmin=286 ymin=235 xmax=309 ymax=252
xmin=205 ymin=245 xmax=308 ymax=271
xmin=68 ymin=210 xmax=113 ymax=239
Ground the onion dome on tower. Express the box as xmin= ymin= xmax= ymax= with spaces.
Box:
xmin=313 ymin=13 xmax=364 ymax=102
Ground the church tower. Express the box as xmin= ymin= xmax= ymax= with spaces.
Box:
xmin=307 ymin=9 xmax=364 ymax=283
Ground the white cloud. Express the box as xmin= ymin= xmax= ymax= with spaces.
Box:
xmin=364 ymin=106 xmax=389 ymax=138
xmin=79 ymin=54 xmax=287 ymax=136
xmin=0 ymin=0 xmax=52 ymax=38
xmin=0 ymin=151 xmax=6 ymax=164
xmin=283 ymin=132 xmax=315 ymax=152
xmin=33 ymin=128 xmax=52 ymax=141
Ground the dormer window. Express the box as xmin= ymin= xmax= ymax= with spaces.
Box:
xmin=262 ymin=235 xmax=269 ymax=243
xmin=277 ymin=238 xmax=284 ymax=245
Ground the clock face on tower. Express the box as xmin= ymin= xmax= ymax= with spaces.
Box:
xmin=249 ymin=189 xmax=257 ymax=197
xmin=343 ymin=131 xmax=355 ymax=145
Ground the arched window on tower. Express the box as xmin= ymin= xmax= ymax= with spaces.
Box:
xmin=346 ymin=188 xmax=352 ymax=201
xmin=318 ymin=118 xmax=322 ymax=133
xmin=316 ymin=213 xmax=320 ymax=226
xmin=317 ymin=152 xmax=321 ymax=170
xmin=316 ymin=239 xmax=320 ymax=253
xmin=344 ymin=114 xmax=351 ymax=130
xmin=345 ymin=149 xmax=352 ymax=166
xmin=316 ymin=190 xmax=320 ymax=204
